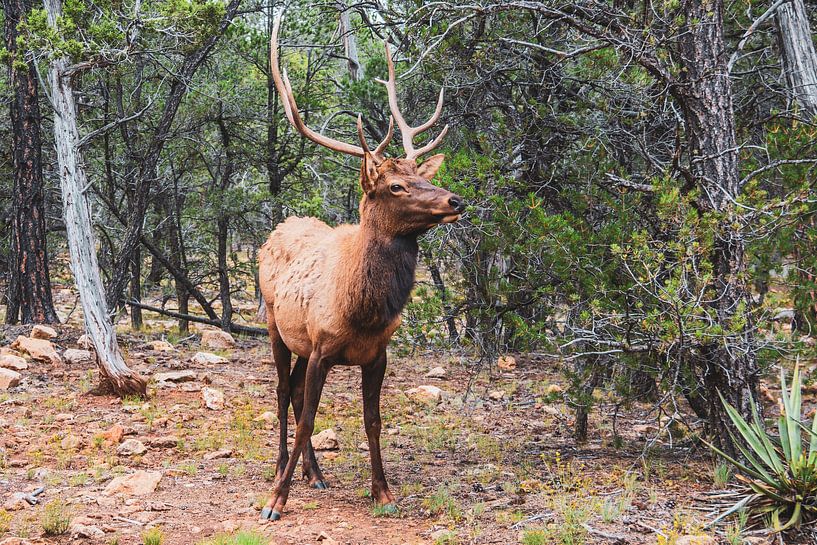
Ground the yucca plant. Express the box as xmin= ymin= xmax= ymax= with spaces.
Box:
xmin=707 ymin=365 xmax=817 ymax=533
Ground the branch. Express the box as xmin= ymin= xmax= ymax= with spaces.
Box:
xmin=76 ymin=100 xmax=154 ymax=149
xmin=740 ymin=158 xmax=817 ymax=186
xmin=728 ymin=0 xmax=787 ymax=72
xmin=126 ymin=301 xmax=268 ymax=337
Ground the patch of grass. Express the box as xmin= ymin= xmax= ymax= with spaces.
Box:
xmin=217 ymin=463 xmax=229 ymax=478
xmin=142 ymin=526 xmax=164 ymax=545
xmin=69 ymin=472 xmax=90 ymax=487
xmin=725 ymin=509 xmax=748 ymax=545
xmin=371 ymin=503 xmax=400 ymax=518
xmin=599 ymin=494 xmax=631 ymax=523
xmin=712 ymin=461 xmax=732 ymax=488
xmin=198 ymin=531 xmax=269 ymax=545
xmin=423 ymin=485 xmax=462 ymax=522
xmin=261 ymin=466 xmax=276 ymax=482
xmin=178 ymin=462 xmax=198 ymax=475
xmin=472 ymin=434 xmax=502 ymax=463
xmin=520 ymin=529 xmax=547 ymax=545
xmin=0 ymin=508 xmax=11 ymax=534
xmin=41 ymin=500 xmax=71 ymax=536
xmin=433 ymin=530 xmax=459 ymax=545
xmin=302 ymin=501 xmax=319 ymax=510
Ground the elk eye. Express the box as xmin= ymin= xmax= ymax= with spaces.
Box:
xmin=390 ymin=184 xmax=405 ymax=193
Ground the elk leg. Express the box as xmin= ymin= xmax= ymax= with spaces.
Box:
xmin=362 ymin=351 xmax=396 ymax=510
xmin=262 ymin=348 xmax=328 ymax=521
xmin=270 ymin=332 xmax=292 ymax=481
xmin=290 ymin=356 xmax=328 ymax=489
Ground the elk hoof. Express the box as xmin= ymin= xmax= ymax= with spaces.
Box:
xmin=311 ymin=481 xmax=328 ymax=490
xmin=260 ymin=507 xmax=282 ymax=521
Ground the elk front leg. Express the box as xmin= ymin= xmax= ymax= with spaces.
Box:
xmin=261 ymin=348 xmax=328 ymax=521
xmin=362 ymin=351 xmax=396 ymax=511
xmin=290 ymin=356 xmax=328 ymax=489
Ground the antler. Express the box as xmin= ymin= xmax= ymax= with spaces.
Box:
xmin=376 ymin=42 xmax=449 ymax=161
xmin=270 ymin=15 xmax=392 ymax=160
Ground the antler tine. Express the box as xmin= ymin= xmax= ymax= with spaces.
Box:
xmin=356 ymin=114 xmax=372 ymax=155
xmin=378 ymin=41 xmax=447 ymax=161
xmin=270 ymin=15 xmax=365 ymax=158
xmin=374 ymin=116 xmax=394 ymax=158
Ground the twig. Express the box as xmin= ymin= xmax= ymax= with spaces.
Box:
xmin=126 ymin=300 xmax=267 ymax=337
xmin=581 ymin=523 xmax=626 ymax=542
xmin=510 ymin=511 xmax=554 ymax=529
xmin=112 ymin=516 xmax=144 ymax=526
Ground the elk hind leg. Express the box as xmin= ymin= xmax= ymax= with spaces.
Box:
xmin=262 ymin=348 xmax=328 ymax=521
xmin=291 ymin=355 xmax=328 ymax=489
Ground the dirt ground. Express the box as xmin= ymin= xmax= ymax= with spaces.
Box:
xmin=0 ymin=301 xmax=811 ymax=544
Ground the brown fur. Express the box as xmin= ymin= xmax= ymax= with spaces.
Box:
xmin=258 ymin=156 xmax=464 ymax=518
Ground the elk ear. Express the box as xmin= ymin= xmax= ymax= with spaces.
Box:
xmin=360 ymin=151 xmax=380 ymax=194
xmin=416 ymin=154 xmax=445 ymax=180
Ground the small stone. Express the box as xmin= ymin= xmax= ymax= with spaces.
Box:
xmin=99 ymin=424 xmax=125 ymax=446
xmin=253 ymin=411 xmax=277 ymax=428
xmin=202 ymin=387 xmax=225 ymax=410
xmin=545 ymin=384 xmax=563 ymax=395
xmin=406 ymin=385 xmax=445 ymax=404
xmin=77 ymin=334 xmax=93 ymax=349
xmin=70 ymin=516 xmax=105 ymax=539
xmin=149 ymin=340 xmax=175 ymax=352
xmin=488 ymin=390 xmax=505 ymax=401
xmin=358 ymin=441 xmax=369 ymax=451
xmin=148 ymin=435 xmax=179 ymax=448
xmin=0 ymin=368 xmax=22 ymax=390
xmin=63 ymin=348 xmax=92 ymax=365
xmin=424 ymin=366 xmax=447 ymax=379
xmin=61 ymin=434 xmax=83 ymax=450
xmin=311 ymin=429 xmax=339 ymax=451
xmin=430 ymin=529 xmax=451 ymax=542
xmin=117 ymin=438 xmax=147 ymax=456
xmin=192 ymin=351 xmax=228 ymax=365
xmin=201 ymin=330 xmax=236 ymax=349
xmin=10 ymin=335 xmax=62 ymax=365
xmin=103 ymin=470 xmax=163 ymax=496
xmin=31 ymin=324 xmax=58 ymax=339
xmin=0 ymin=538 xmax=34 ymax=545
xmin=203 ymin=449 xmax=233 ymax=461
xmin=55 ymin=413 xmax=73 ymax=422
xmin=317 ymin=531 xmax=338 ymax=544
xmin=2 ymin=492 xmax=30 ymax=511
xmin=497 ymin=355 xmax=516 ymax=370
xmin=221 ymin=519 xmax=241 ymax=533
xmin=154 ymin=370 xmax=197 ymax=383
xmin=0 ymin=354 xmax=28 ymax=371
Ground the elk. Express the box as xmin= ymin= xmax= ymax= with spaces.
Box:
xmin=257 ymin=16 xmax=464 ymax=521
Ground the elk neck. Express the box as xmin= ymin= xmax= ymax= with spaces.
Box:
xmin=342 ymin=216 xmax=419 ymax=332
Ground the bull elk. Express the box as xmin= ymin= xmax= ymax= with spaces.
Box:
xmin=257 ymin=16 xmax=464 ymax=521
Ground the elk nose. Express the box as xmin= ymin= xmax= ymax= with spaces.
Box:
xmin=449 ymin=196 xmax=466 ymax=213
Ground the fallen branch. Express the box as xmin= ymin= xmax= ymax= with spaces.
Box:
xmin=581 ymin=523 xmax=626 ymax=542
xmin=126 ymin=300 xmax=268 ymax=337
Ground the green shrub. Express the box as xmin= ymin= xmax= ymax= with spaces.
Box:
xmin=708 ymin=365 xmax=817 ymax=532
xmin=41 ymin=500 xmax=71 ymax=536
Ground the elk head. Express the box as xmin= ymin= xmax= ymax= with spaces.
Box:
xmin=270 ymin=16 xmax=464 ymax=236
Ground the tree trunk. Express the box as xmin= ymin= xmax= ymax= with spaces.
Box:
xmin=130 ymin=247 xmax=142 ymax=329
xmin=338 ymin=1 xmax=363 ymax=82
xmin=776 ymin=0 xmax=817 ymax=116
xmin=677 ymin=0 xmax=760 ymax=457
xmin=4 ymin=0 xmax=59 ymax=324
xmin=44 ymin=0 xmax=146 ymax=397
xmin=216 ymin=113 xmax=234 ymax=332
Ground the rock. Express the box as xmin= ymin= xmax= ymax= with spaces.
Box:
xmin=675 ymin=537 xmax=717 ymax=545
xmin=201 ymin=330 xmax=236 ymax=350
xmin=203 ymin=449 xmax=233 ymax=461
xmin=117 ymin=439 xmax=147 ymax=456
xmin=70 ymin=516 xmax=105 ymax=538
xmin=430 ymin=529 xmax=451 ymax=542
xmin=406 ymin=385 xmax=445 ymax=404
xmin=55 ymin=413 xmax=73 ymax=422
xmin=63 ymin=348 xmax=92 ymax=365
xmin=154 ymin=370 xmax=196 ymax=384
xmin=545 ymin=384 xmax=563 ymax=395
xmin=498 ymin=355 xmax=516 ymax=370
xmin=149 ymin=340 xmax=175 ymax=352
xmin=10 ymin=335 xmax=62 ymax=365
xmin=3 ymin=492 xmax=30 ymax=511
xmin=192 ymin=351 xmax=228 ymax=365
xmin=148 ymin=435 xmax=180 ymax=449
xmin=31 ymin=324 xmax=58 ymax=339
xmin=77 ymin=334 xmax=93 ymax=349
xmin=253 ymin=411 xmax=277 ymax=427
xmin=0 ymin=354 xmax=28 ymax=371
xmin=424 ymin=366 xmax=447 ymax=379
xmin=99 ymin=424 xmax=125 ymax=446
xmin=317 ymin=531 xmax=338 ymax=544
xmin=0 ymin=368 xmax=22 ymax=390
xmin=0 ymin=538 xmax=34 ymax=545
xmin=103 ymin=470 xmax=162 ymax=496
xmin=311 ymin=429 xmax=339 ymax=451
xmin=61 ymin=434 xmax=83 ymax=450
xmin=358 ymin=441 xmax=369 ymax=451
xmin=202 ymin=387 xmax=225 ymax=410
xmin=488 ymin=390 xmax=505 ymax=401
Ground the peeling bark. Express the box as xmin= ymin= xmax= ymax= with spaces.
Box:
xmin=44 ymin=0 xmax=146 ymax=397
xmin=776 ymin=0 xmax=817 ymax=116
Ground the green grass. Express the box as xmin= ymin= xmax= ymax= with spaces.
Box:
xmin=41 ymin=500 xmax=71 ymax=536
xmin=198 ymin=531 xmax=269 ymax=545
xmin=142 ymin=526 xmax=164 ymax=545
